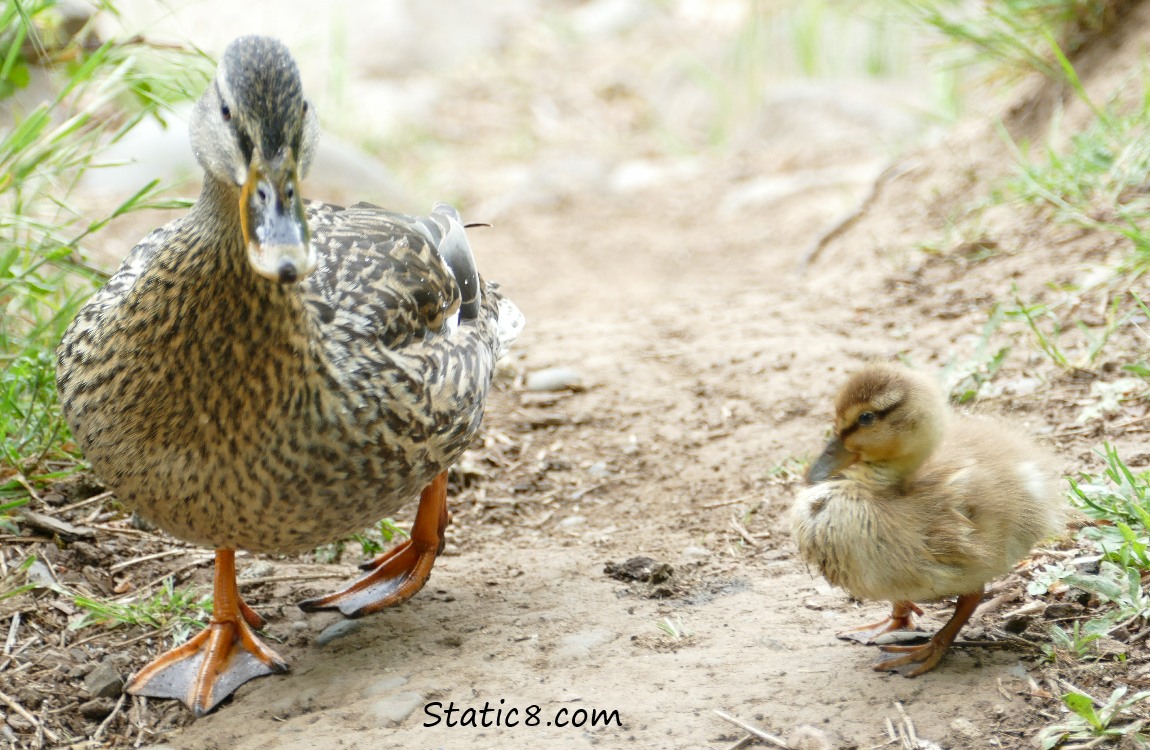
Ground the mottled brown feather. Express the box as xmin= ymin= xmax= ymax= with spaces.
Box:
xmin=56 ymin=41 xmax=519 ymax=555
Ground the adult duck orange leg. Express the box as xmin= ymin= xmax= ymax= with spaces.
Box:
xmin=299 ymin=471 xmax=451 ymax=618
xmin=837 ymin=600 xmax=923 ymax=644
xmin=127 ymin=549 xmax=288 ymax=716
xmin=873 ymin=591 xmax=983 ymax=677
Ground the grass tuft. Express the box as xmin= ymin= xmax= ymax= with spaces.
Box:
xmin=901 ymin=0 xmax=1120 ymax=81
xmin=998 ymin=74 xmax=1150 ymax=270
xmin=0 ymin=2 xmax=210 ymax=480
xmin=71 ymin=577 xmax=212 ymax=645
xmin=1071 ymin=443 xmax=1150 ymax=572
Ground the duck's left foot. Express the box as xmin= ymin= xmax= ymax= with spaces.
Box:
xmin=872 ymin=591 xmax=983 ymax=677
xmin=837 ymin=600 xmax=923 ymax=644
xmin=299 ymin=472 xmax=451 ymax=618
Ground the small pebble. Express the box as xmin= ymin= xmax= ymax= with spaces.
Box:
xmin=1002 ymin=615 xmax=1031 ymax=634
xmin=69 ymin=541 xmax=104 ymax=567
xmin=950 ymin=717 xmax=980 ymax=740
xmin=239 ymin=560 xmax=276 ymax=579
xmin=79 ymin=697 xmax=115 ymax=720
xmin=83 ymin=662 xmax=123 ymax=699
xmin=587 ymin=461 xmax=611 ymax=477
xmin=525 ymin=367 xmax=585 ymax=392
xmin=316 ymin=619 xmax=363 ymax=646
xmin=129 ymin=512 xmax=155 ymax=532
xmin=104 ymin=651 xmax=134 ymax=669
xmin=369 ymin=690 xmax=424 ymax=725
xmin=604 ymin=556 xmax=673 ymax=584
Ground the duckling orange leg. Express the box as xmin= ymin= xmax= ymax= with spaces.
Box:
xmin=837 ymin=600 xmax=924 ymax=644
xmin=299 ymin=471 xmax=451 ymax=618
xmin=126 ymin=549 xmax=288 ymax=716
xmin=873 ymin=591 xmax=983 ymax=677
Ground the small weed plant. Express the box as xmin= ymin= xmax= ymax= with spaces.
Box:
xmin=1037 ymin=684 xmax=1150 ymax=749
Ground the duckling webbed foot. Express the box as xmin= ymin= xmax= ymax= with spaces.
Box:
xmin=127 ymin=549 xmax=288 ymax=716
xmin=837 ymin=600 xmax=923 ymax=644
xmin=873 ymin=591 xmax=983 ymax=677
xmin=299 ymin=471 xmax=451 ymax=618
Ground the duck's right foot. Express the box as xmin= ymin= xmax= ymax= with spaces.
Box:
xmin=126 ymin=549 xmax=288 ymax=716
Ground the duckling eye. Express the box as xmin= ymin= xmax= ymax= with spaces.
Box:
xmin=857 ymin=412 xmax=876 ymax=427
xmin=221 ymin=104 xmax=232 ymax=121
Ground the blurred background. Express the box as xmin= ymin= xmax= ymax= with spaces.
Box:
xmin=79 ymin=0 xmax=959 ymax=218
xmin=6 ymin=2 xmax=1149 ymax=747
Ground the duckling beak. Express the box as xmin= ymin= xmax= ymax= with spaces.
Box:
xmin=807 ymin=436 xmax=858 ymax=484
xmin=239 ymin=150 xmax=316 ymax=284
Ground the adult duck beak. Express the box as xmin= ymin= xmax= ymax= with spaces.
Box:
xmin=239 ymin=148 xmax=316 ymax=284
xmin=807 ymin=436 xmax=858 ymax=484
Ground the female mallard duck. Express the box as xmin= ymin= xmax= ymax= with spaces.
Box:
xmin=790 ymin=363 xmax=1064 ymax=676
xmin=56 ymin=35 xmax=522 ymax=715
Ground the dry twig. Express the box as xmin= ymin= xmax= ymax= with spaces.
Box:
xmin=723 ymin=735 xmax=758 ymax=750
xmin=997 ymin=677 xmax=1014 ymax=702
xmin=895 ymin=702 xmax=918 ymax=748
xmin=798 ymin=160 xmax=915 ymax=271
xmin=703 ymin=494 xmax=762 ymax=510
xmin=109 ymin=549 xmax=188 ymax=573
xmin=713 ymin=709 xmax=788 ymax=749
xmin=93 ymin=693 xmax=127 ymax=740
xmin=0 ymin=687 xmax=60 ymax=744
xmin=237 ymin=571 xmax=350 ymax=587
xmin=4 ymin=611 xmax=19 ymax=656
xmin=114 ymin=557 xmax=213 ymax=601
xmin=56 ymin=490 xmax=114 ymax=514
xmin=728 ymin=516 xmax=761 ymax=547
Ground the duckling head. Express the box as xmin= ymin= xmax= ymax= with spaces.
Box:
xmin=807 ymin=363 xmax=947 ymax=484
xmin=191 ymin=35 xmax=319 ymax=284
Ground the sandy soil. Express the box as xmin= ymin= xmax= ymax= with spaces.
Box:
xmin=7 ymin=1 xmax=1150 ymax=749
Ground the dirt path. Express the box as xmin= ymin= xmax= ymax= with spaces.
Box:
xmin=40 ymin=2 xmax=1148 ymax=749
xmin=147 ymin=100 xmax=1039 ymax=750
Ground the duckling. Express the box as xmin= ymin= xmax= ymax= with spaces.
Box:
xmin=56 ymin=36 xmax=522 ymax=714
xmin=790 ymin=362 xmax=1064 ymax=676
